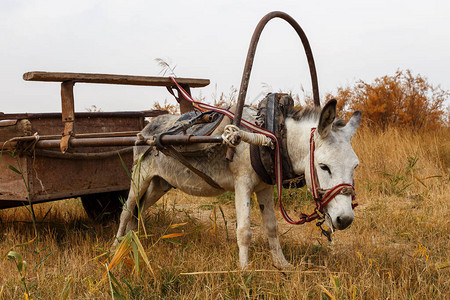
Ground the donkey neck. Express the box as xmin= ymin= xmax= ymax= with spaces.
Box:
xmin=285 ymin=117 xmax=318 ymax=174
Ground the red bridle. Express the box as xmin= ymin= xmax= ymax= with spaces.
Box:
xmin=279 ymin=128 xmax=357 ymax=228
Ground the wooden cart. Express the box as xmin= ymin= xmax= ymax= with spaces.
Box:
xmin=0 ymin=72 xmax=209 ymax=221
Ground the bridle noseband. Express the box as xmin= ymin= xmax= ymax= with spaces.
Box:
xmin=279 ymin=128 xmax=357 ymax=240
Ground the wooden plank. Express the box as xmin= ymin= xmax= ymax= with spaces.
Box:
xmin=60 ymin=81 xmax=75 ymax=153
xmin=23 ymin=71 xmax=210 ymax=88
xmin=0 ymin=110 xmax=168 ymax=120
xmin=177 ymin=84 xmax=195 ymax=114
xmin=61 ymin=81 xmax=75 ymax=122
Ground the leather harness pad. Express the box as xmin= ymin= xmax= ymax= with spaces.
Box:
xmin=250 ymin=93 xmax=306 ymax=188
xmin=167 ymin=110 xmax=226 ymax=137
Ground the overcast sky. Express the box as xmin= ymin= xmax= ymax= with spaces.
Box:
xmin=1 ymin=0 xmax=449 ymax=113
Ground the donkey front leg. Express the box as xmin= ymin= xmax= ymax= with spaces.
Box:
xmin=234 ymin=177 xmax=253 ymax=269
xmin=256 ymin=187 xmax=291 ymax=268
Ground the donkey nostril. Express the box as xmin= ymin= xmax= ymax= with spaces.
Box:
xmin=335 ymin=215 xmax=353 ymax=229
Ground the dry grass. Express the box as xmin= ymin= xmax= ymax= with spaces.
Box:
xmin=0 ymin=127 xmax=449 ymax=299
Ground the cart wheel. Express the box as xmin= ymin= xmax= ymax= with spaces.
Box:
xmin=81 ymin=190 xmax=128 ymax=222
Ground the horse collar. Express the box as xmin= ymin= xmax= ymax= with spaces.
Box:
xmin=250 ymin=93 xmax=305 ymax=187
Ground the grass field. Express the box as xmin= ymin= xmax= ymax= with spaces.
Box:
xmin=0 ymin=127 xmax=448 ymax=299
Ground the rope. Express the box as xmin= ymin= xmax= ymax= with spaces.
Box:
xmin=222 ymin=125 xmax=273 ymax=148
xmin=34 ymin=147 xmax=134 ymax=160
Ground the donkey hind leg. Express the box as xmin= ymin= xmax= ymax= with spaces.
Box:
xmin=256 ymin=187 xmax=291 ymax=268
xmin=115 ymin=176 xmax=170 ymax=242
xmin=234 ymin=177 xmax=253 ymax=269
xmin=125 ymin=176 xmax=171 ymax=233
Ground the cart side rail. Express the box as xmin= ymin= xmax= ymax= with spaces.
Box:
xmin=23 ymin=71 xmax=210 ymax=88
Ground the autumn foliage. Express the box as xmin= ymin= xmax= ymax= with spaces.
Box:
xmin=328 ymin=70 xmax=449 ymax=130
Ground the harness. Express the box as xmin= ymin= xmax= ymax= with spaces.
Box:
xmin=167 ymin=77 xmax=357 ymax=240
xmin=249 ymin=94 xmax=358 ymax=239
xmin=150 ymin=110 xmax=226 ymax=190
xmin=161 ymin=12 xmax=356 ymax=240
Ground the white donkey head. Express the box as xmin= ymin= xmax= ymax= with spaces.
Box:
xmin=303 ymin=100 xmax=361 ymax=231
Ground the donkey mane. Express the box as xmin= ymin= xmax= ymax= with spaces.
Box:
xmin=288 ymin=106 xmax=346 ymax=129
xmin=288 ymin=106 xmax=320 ymax=121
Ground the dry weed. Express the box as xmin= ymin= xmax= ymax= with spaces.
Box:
xmin=0 ymin=127 xmax=448 ymax=299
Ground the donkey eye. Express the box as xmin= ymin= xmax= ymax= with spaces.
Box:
xmin=319 ymin=164 xmax=331 ymax=174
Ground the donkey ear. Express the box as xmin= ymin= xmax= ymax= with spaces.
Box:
xmin=345 ymin=111 xmax=362 ymax=140
xmin=318 ymin=99 xmax=337 ymax=138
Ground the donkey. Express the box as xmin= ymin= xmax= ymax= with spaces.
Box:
xmin=115 ymin=99 xmax=361 ymax=269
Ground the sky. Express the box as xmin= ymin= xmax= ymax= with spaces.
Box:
xmin=1 ymin=0 xmax=449 ymax=113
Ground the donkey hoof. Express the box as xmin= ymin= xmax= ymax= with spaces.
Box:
xmin=111 ymin=238 xmax=120 ymax=251
xmin=274 ymin=259 xmax=293 ymax=270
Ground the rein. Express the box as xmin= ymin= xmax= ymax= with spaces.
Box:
xmin=168 ymin=77 xmax=357 ymax=239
